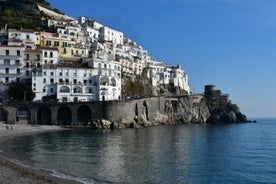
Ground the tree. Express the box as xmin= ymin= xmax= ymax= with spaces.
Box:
xmin=8 ymin=82 xmax=35 ymax=101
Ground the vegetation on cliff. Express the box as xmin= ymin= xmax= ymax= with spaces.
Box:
xmin=0 ymin=0 xmax=61 ymax=30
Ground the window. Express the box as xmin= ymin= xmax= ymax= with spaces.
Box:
xmin=25 ymin=54 xmax=30 ymax=60
xmin=73 ymin=79 xmax=77 ymax=84
xmin=15 ymin=60 xmax=20 ymax=65
xmin=44 ymin=52 xmax=47 ymax=57
xmin=43 ymin=78 xmax=46 ymax=83
xmin=4 ymin=59 xmax=10 ymax=65
xmin=18 ymin=68 xmax=21 ymax=74
xmin=50 ymin=72 xmax=54 ymax=76
xmin=59 ymin=72 xmax=62 ymax=76
xmin=46 ymin=40 xmax=51 ymax=46
xmin=43 ymin=71 xmax=46 ymax=76
xmin=50 ymin=78 xmax=54 ymax=84
xmin=26 ymin=35 xmax=30 ymax=40
xmin=5 ymin=68 xmax=9 ymax=74
xmin=50 ymin=88 xmax=54 ymax=93
xmin=50 ymin=52 xmax=53 ymax=58
xmin=54 ymin=41 xmax=59 ymax=46
xmin=43 ymin=87 xmax=46 ymax=92
xmin=17 ymin=50 xmax=20 ymax=56
xmin=62 ymin=42 xmax=67 ymax=47
xmin=36 ymin=55 xmax=40 ymax=61
xmin=5 ymin=77 xmax=9 ymax=83
xmin=5 ymin=50 xmax=9 ymax=56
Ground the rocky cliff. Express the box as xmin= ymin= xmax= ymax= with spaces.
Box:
xmin=90 ymin=85 xmax=248 ymax=129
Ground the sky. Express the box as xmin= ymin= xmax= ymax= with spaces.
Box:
xmin=47 ymin=0 xmax=276 ymax=118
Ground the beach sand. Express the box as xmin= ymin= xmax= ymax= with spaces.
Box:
xmin=0 ymin=124 xmax=79 ymax=184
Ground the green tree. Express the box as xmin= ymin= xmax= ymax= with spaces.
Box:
xmin=8 ymin=82 xmax=35 ymax=101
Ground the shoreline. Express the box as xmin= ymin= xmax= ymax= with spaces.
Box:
xmin=0 ymin=123 xmax=80 ymax=184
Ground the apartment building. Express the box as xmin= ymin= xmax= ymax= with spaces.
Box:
xmin=0 ymin=45 xmax=24 ymax=83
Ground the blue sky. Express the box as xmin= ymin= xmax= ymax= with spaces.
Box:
xmin=47 ymin=0 xmax=276 ymax=118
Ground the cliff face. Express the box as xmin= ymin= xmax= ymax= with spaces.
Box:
xmin=91 ymin=86 xmax=248 ymax=129
xmin=163 ymin=96 xmax=210 ymax=124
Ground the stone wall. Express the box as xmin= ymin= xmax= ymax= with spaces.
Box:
xmin=0 ymin=90 xmax=248 ymax=127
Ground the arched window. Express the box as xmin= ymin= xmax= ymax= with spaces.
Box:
xmin=110 ymin=78 xmax=116 ymax=86
xmin=100 ymin=76 xmax=109 ymax=86
xmin=60 ymin=86 xmax=70 ymax=93
xmin=73 ymin=86 xmax=82 ymax=93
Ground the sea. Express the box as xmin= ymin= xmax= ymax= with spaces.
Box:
xmin=0 ymin=118 xmax=276 ymax=184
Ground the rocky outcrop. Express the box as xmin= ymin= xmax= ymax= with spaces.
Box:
xmin=89 ymin=85 xmax=248 ymax=130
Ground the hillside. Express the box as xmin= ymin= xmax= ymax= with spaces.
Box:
xmin=0 ymin=0 xmax=60 ymax=30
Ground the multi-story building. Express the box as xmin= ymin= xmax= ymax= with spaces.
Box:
xmin=99 ymin=26 xmax=123 ymax=45
xmin=39 ymin=47 xmax=59 ymax=65
xmin=8 ymin=29 xmax=36 ymax=49
xmin=24 ymin=48 xmax=42 ymax=81
xmin=32 ymin=61 xmax=98 ymax=102
xmin=32 ymin=57 xmax=121 ymax=102
xmin=170 ymin=65 xmax=190 ymax=93
xmin=148 ymin=60 xmax=190 ymax=94
xmin=41 ymin=36 xmax=87 ymax=59
xmin=0 ymin=45 xmax=24 ymax=84
xmin=89 ymin=58 xmax=121 ymax=101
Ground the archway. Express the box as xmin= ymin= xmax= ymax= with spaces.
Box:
xmin=0 ymin=109 xmax=7 ymax=123
xmin=135 ymin=103 xmax=138 ymax=116
xmin=37 ymin=106 xmax=52 ymax=125
xmin=16 ymin=107 xmax=30 ymax=124
xmin=77 ymin=105 xmax=91 ymax=125
xmin=57 ymin=106 xmax=72 ymax=125
xmin=143 ymin=101 xmax=149 ymax=121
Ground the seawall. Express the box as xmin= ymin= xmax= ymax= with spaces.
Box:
xmin=0 ymin=92 xmax=248 ymax=128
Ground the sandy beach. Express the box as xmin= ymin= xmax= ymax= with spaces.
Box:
xmin=0 ymin=123 xmax=79 ymax=184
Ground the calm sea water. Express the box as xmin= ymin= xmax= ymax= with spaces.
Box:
xmin=1 ymin=119 xmax=276 ymax=183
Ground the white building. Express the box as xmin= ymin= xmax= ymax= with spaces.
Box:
xmin=39 ymin=47 xmax=59 ymax=65
xmin=32 ymin=57 xmax=122 ymax=102
xmin=0 ymin=45 xmax=25 ymax=83
xmin=32 ymin=62 xmax=99 ymax=102
xmin=8 ymin=29 xmax=36 ymax=49
xmin=170 ymin=65 xmax=190 ymax=93
xmin=148 ymin=60 xmax=190 ymax=94
xmin=99 ymin=26 xmax=123 ymax=45
xmin=89 ymin=58 xmax=122 ymax=101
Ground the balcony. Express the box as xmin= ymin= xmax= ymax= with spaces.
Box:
xmin=0 ymin=72 xmax=23 ymax=77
